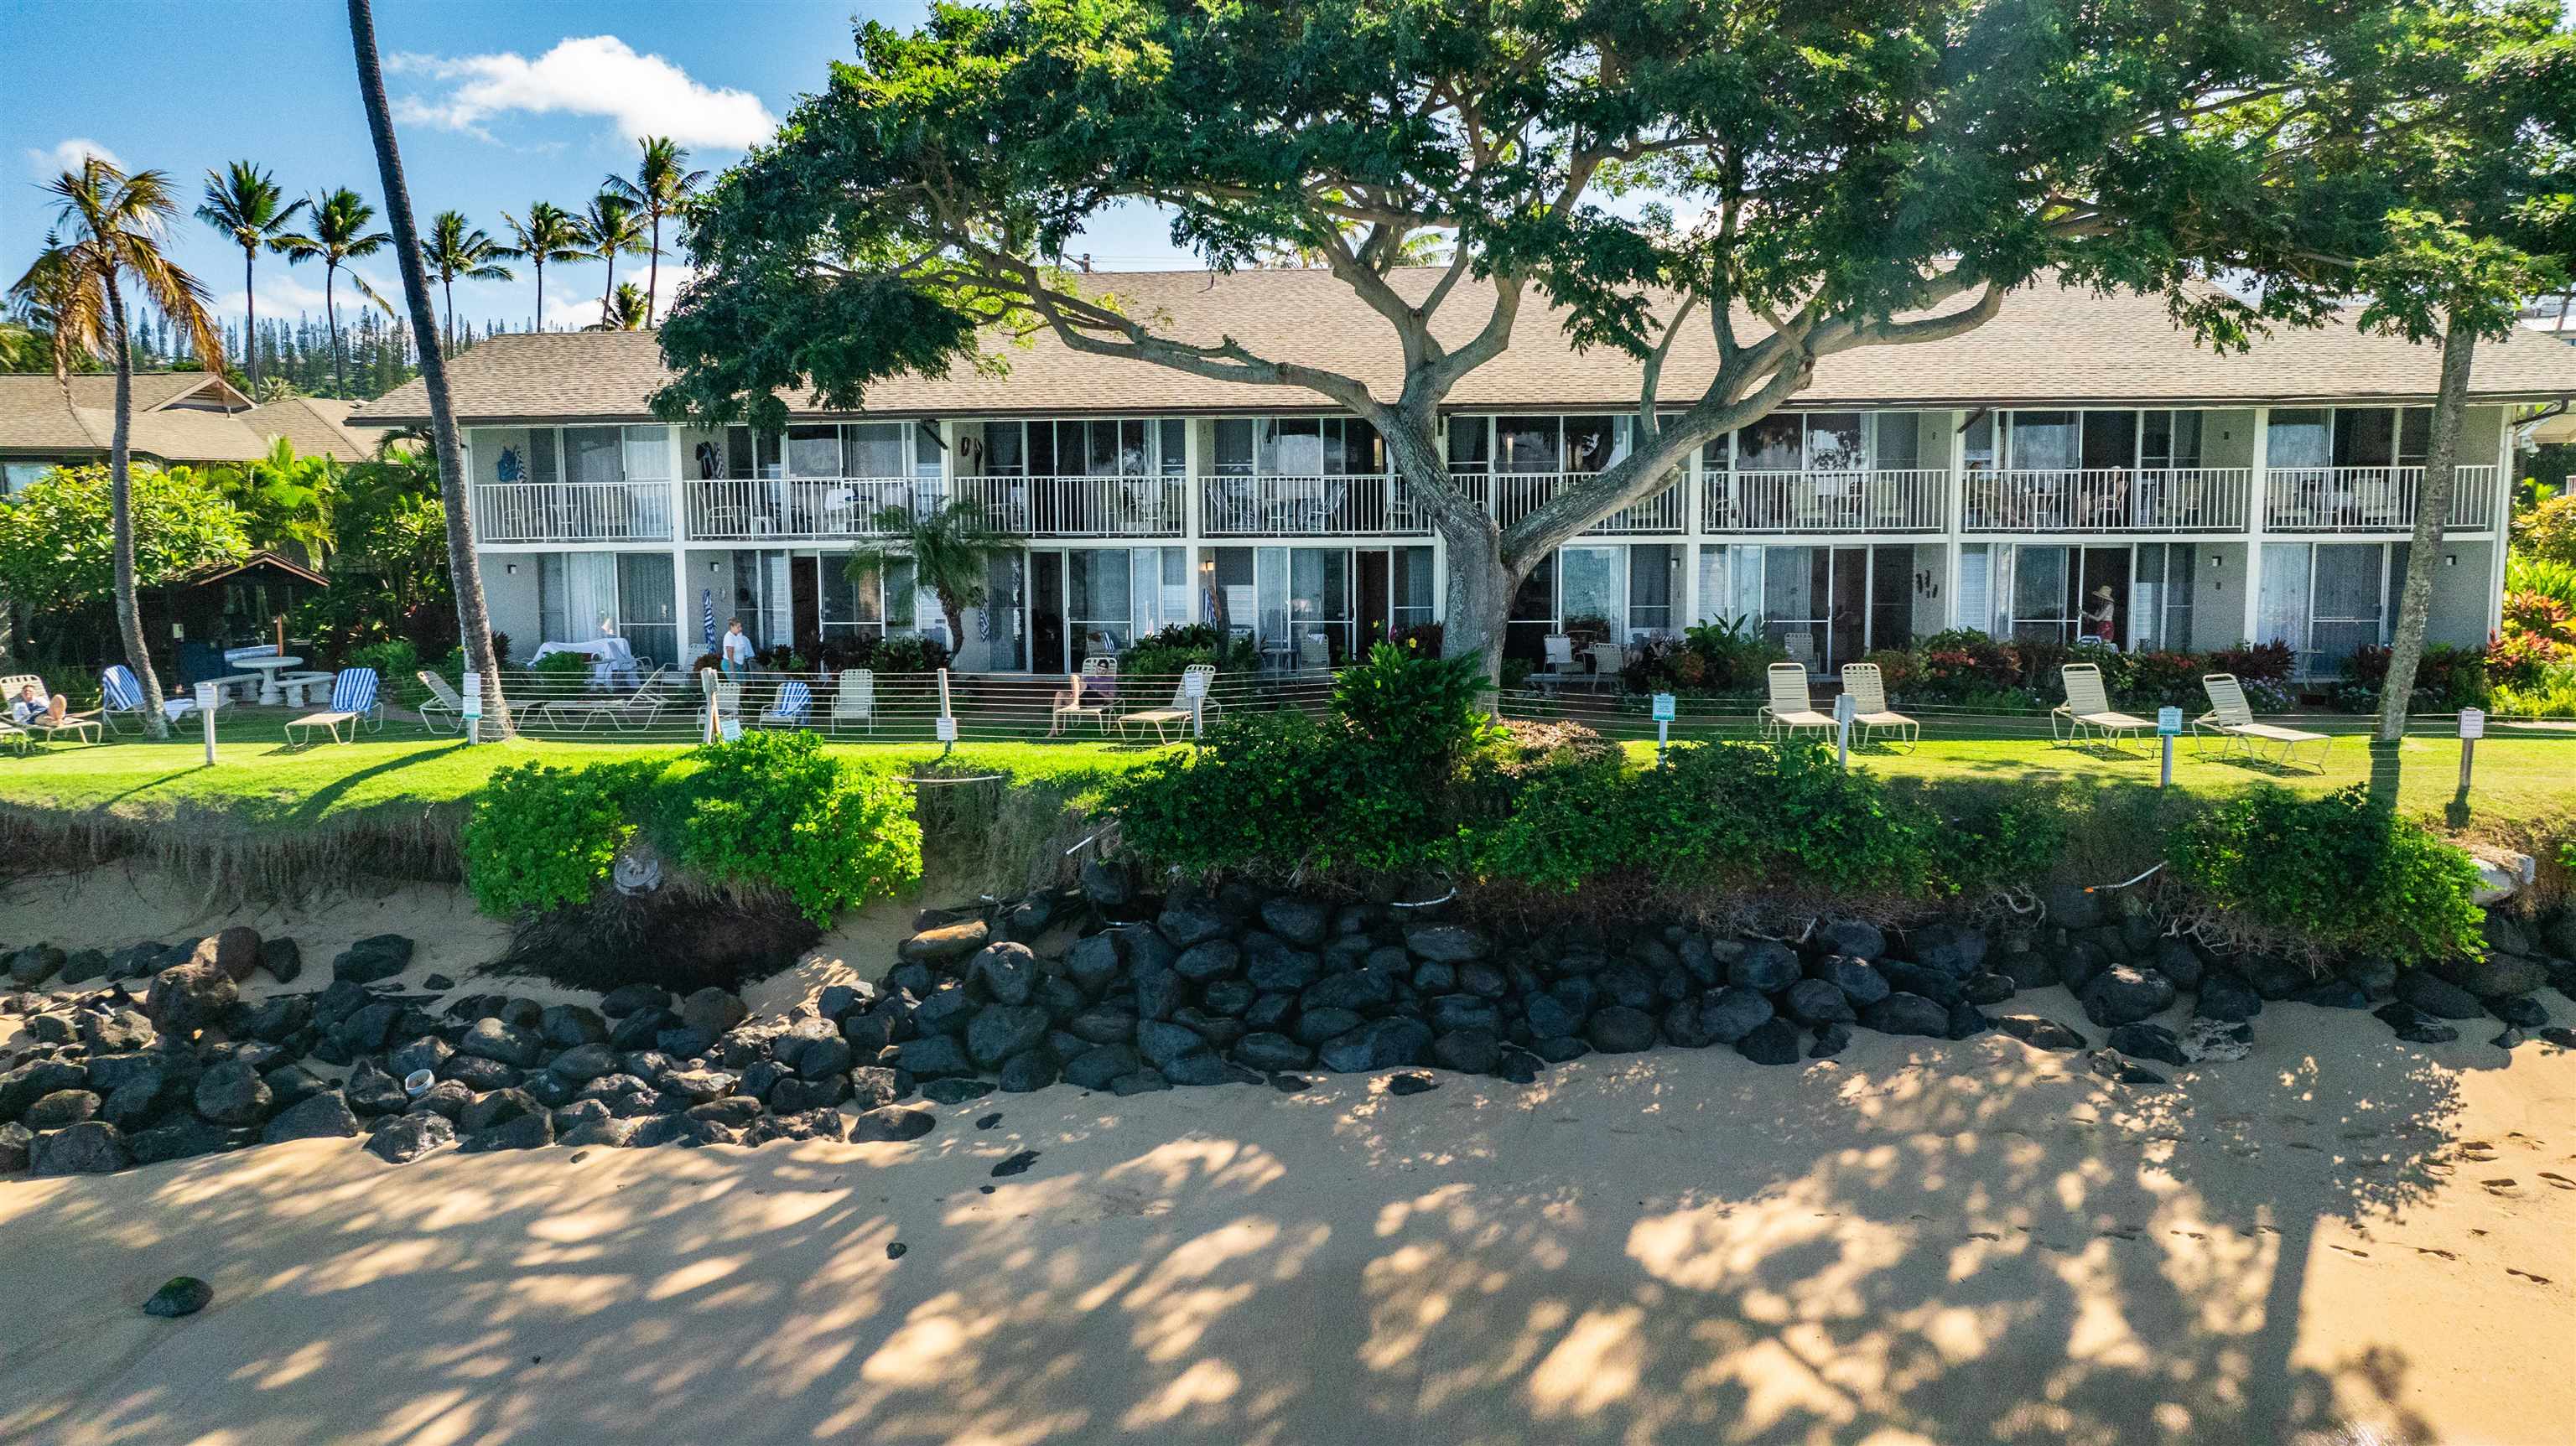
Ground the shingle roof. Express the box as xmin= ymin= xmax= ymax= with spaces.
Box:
xmin=0 ymin=374 xmax=370 ymax=464
xmin=351 ymin=267 xmax=2576 ymax=426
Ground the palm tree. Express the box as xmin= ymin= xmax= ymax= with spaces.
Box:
xmin=497 ymin=201 xmax=580 ymax=331
xmin=273 ymin=187 xmax=392 ymax=396
xmin=346 ymin=0 xmax=512 ymax=733
xmin=844 ymin=501 xmax=1023 ymax=659
xmin=8 ymin=158 xmax=226 ymax=739
xmin=600 ymin=136 xmax=704 ymax=320
xmin=604 ymin=282 xmax=649 ymax=331
xmin=575 ymin=190 xmax=650 ymax=326
xmin=420 ymin=210 xmax=514 ymax=357
xmin=193 ymin=162 xmax=306 ymax=389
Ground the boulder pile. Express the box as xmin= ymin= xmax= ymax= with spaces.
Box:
xmin=5 ymin=887 xmax=2570 ymax=1177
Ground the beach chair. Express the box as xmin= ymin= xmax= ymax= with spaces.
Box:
xmin=759 ymin=679 xmax=814 ymax=728
xmin=1840 ymin=662 xmax=1919 ymax=752
xmin=100 ymin=664 xmax=194 ymax=733
xmin=1536 ymin=634 xmax=1600 ymax=692
xmin=2193 ymin=673 xmax=2330 ymax=772
xmin=1048 ymin=672 xmax=1109 ymax=737
xmin=2050 ymin=662 xmax=2151 ymax=751
xmin=829 ymin=669 xmax=876 ymax=734
xmin=1119 ymin=663 xmax=1218 ymax=743
xmin=416 ymin=671 xmax=466 ymax=735
xmin=534 ymin=666 xmax=672 ymax=733
xmin=284 ymin=666 xmax=382 ymax=746
xmin=1758 ymin=662 xmax=1838 ymax=741
xmin=0 ymin=672 xmax=105 ymax=746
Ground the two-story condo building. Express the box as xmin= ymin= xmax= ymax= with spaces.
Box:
xmin=352 ymin=270 xmax=2576 ymax=682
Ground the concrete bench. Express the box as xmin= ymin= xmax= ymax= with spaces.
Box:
xmin=276 ymin=671 xmax=336 ymax=707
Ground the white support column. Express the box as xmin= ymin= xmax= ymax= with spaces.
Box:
xmin=1680 ymin=444 xmax=1702 ymax=628
xmin=2484 ymin=413 xmax=2513 ymax=638
xmin=2241 ymin=406 xmax=2270 ymax=645
xmin=1184 ymin=417 xmax=1207 ymax=620
xmin=1943 ymin=409 xmax=1968 ymax=631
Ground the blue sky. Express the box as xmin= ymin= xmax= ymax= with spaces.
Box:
xmin=3 ymin=0 xmax=1198 ymax=337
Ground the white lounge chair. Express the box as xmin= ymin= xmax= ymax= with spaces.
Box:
xmin=829 ymin=668 xmax=876 ymax=734
xmin=1758 ymin=662 xmax=1838 ymax=741
xmin=2050 ymin=662 xmax=2152 ymax=751
xmin=0 ymin=673 xmax=103 ymax=746
xmin=284 ymin=667 xmax=382 ymax=746
xmin=101 ymin=664 xmax=200 ymax=733
xmin=535 ymin=666 xmax=672 ymax=733
xmin=2194 ymin=672 xmax=2330 ymax=772
xmin=759 ymin=679 xmax=814 ymax=728
xmin=1049 ymin=671 xmax=1109 ymax=737
xmin=1839 ymin=662 xmax=1919 ymax=751
xmin=1120 ymin=664 xmax=1218 ymax=743
xmin=416 ymin=671 xmax=466 ymax=735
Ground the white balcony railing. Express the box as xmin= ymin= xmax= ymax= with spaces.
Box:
xmin=470 ymin=480 xmax=675 ymax=543
xmin=1200 ymin=473 xmax=1430 ymax=536
xmin=1462 ymin=471 xmax=1689 ymax=535
xmin=954 ymin=474 xmax=1187 ymax=538
xmin=683 ymin=476 xmax=937 ymax=542
xmin=1705 ymin=469 xmax=1948 ymax=532
xmin=1960 ymin=467 xmax=2252 ymax=532
xmin=2263 ymin=464 xmax=2501 ymax=532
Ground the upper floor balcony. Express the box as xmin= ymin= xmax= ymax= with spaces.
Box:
xmin=1959 ymin=467 xmax=2253 ymax=534
xmin=2263 ymin=464 xmax=2501 ymax=532
xmin=474 ymin=479 xmax=676 ymax=544
xmin=1468 ymin=471 xmax=1690 ymax=535
xmin=1201 ymin=473 xmax=1429 ymax=536
xmin=1704 ymin=469 xmax=1948 ymax=533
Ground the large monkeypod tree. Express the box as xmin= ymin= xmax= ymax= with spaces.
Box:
xmin=656 ymin=0 xmax=2500 ymax=681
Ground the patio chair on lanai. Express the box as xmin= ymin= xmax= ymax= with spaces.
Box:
xmin=1120 ymin=664 xmax=1218 ymax=743
xmin=1758 ymin=662 xmax=1839 ymax=741
xmin=533 ymin=666 xmax=672 ymax=733
xmin=2193 ymin=672 xmax=2330 ymax=772
xmin=284 ymin=667 xmax=382 ymax=746
xmin=101 ymin=664 xmax=200 ymax=733
xmin=829 ymin=669 xmax=876 ymax=734
xmin=1839 ymin=662 xmax=1919 ymax=751
xmin=2050 ymin=662 xmax=2152 ymax=752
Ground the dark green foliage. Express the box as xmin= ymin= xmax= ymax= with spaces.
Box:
xmin=1121 ymin=623 xmax=1259 ymax=680
xmin=461 ymin=733 xmax=922 ymax=925
xmin=2172 ymin=785 xmax=2485 ymax=964
xmin=1331 ymin=642 xmax=1493 ymax=770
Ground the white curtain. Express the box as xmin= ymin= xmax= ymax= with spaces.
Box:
xmin=1988 ymin=544 xmax=2018 ymax=635
xmin=1725 ymin=544 xmax=1764 ymax=623
xmin=2258 ymin=542 xmax=2311 ymax=648
xmin=566 ymin=552 xmax=619 ymax=640
xmin=1958 ymin=545 xmax=1992 ymax=637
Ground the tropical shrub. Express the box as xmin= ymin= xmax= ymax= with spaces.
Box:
xmin=2345 ymin=642 xmax=2491 ymax=711
xmin=462 ymin=758 xmax=661 ymax=915
xmin=1910 ymin=629 xmax=2025 ymax=700
xmin=0 ymin=464 xmax=251 ymax=614
xmin=1123 ymin=621 xmax=1260 ymax=679
xmin=2171 ymin=785 xmax=2484 ymax=965
xmin=2511 ymin=493 xmax=2576 ymax=568
xmin=532 ymin=649 xmax=592 ymax=677
xmin=1332 ymin=640 xmax=1493 ymax=768
xmin=461 ymin=734 xmax=921 ymax=923
xmin=664 ymin=731 xmax=922 ymax=924
xmin=2490 ymin=661 xmax=2576 ymax=718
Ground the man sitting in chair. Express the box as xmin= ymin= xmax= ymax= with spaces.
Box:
xmin=11 ymin=682 xmax=69 ymax=728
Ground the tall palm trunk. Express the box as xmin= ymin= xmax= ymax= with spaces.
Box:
xmin=2376 ymin=308 xmax=2478 ymax=744
xmin=104 ymin=277 xmax=172 ymax=739
xmin=441 ymin=274 xmax=454 ymax=357
xmin=600 ymin=251 xmax=617 ymax=324
xmin=348 ymin=0 xmax=512 ymax=733
xmin=532 ymin=258 xmax=544 ymax=332
xmin=645 ymin=210 xmax=661 ymax=319
xmin=324 ymin=264 xmax=343 ymax=394
xmin=242 ymin=246 xmax=258 ymax=387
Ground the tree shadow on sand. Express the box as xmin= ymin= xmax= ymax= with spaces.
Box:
xmin=1 ymin=999 xmax=2555 ymax=1446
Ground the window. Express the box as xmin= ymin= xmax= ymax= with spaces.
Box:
xmin=2141 ymin=411 xmax=2204 ymax=469
xmin=2132 ymin=543 xmax=2199 ymax=650
xmin=1255 ymin=417 xmax=1383 ymax=474
xmin=821 ymin=554 xmax=918 ymax=642
xmin=3 ymin=459 xmax=61 ymax=494
xmin=1805 ymin=413 xmax=1865 ymax=471
xmin=842 ymin=422 xmax=908 ymax=478
xmin=2009 ymin=544 xmax=2075 ymax=642
xmin=1000 ymin=418 xmax=1175 ymax=477
xmin=1737 ymin=414 xmax=1804 ymax=471
xmin=2008 ymin=412 xmax=2080 ymax=471
xmin=784 ymin=424 xmax=841 ymax=479
xmin=2266 ymin=410 xmax=2332 ymax=469
xmin=1873 ymin=413 xmax=1922 ymax=470
xmin=1560 ymin=546 xmax=1624 ymax=635
xmin=1628 ymin=545 xmax=1678 ymax=635
xmin=1390 ymin=546 xmax=1436 ymax=631
xmin=1496 ymin=417 xmax=1562 ymax=473
xmin=615 ymin=552 xmax=676 ymax=665
xmin=1446 ymin=416 xmax=1492 ymax=474
xmin=1063 ymin=546 xmax=1189 ymax=655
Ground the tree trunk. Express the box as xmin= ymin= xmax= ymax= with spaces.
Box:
xmin=325 ymin=266 xmax=342 ymax=395
xmin=1379 ymin=414 xmax=1515 ymax=686
xmin=601 ymin=251 xmax=616 ymax=324
xmin=2375 ymin=308 xmax=2478 ymax=743
xmin=348 ymin=0 xmax=513 ymax=734
xmin=243 ymin=248 xmax=258 ymax=389
xmin=104 ymin=278 xmax=172 ymax=739
xmin=533 ymin=261 xmax=544 ymax=333
xmin=647 ymin=210 xmax=661 ymax=319
xmin=442 ymin=275 xmax=454 ymax=358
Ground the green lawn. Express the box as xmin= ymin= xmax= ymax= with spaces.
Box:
xmin=5 ymin=708 xmax=2569 ymax=850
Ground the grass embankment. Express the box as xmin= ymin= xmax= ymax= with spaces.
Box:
xmin=3 ymin=713 xmax=2568 ymax=903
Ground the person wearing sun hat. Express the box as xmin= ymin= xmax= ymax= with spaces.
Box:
xmin=2083 ymin=584 xmax=2118 ymax=645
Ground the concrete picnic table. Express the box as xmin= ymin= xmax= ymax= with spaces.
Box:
xmin=238 ymin=654 xmax=304 ymax=705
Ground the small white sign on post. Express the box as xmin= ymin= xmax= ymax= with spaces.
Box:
xmin=1650 ymin=692 xmax=1676 ymax=723
xmin=719 ymin=716 xmax=744 ymax=743
xmin=2156 ymin=706 xmax=2183 ymax=736
xmin=195 ymin=682 xmax=219 ymax=766
xmin=1650 ymin=692 xmax=1675 ymax=763
xmin=936 ymin=715 xmax=959 ymax=744
xmin=2458 ymin=707 xmax=2485 ymax=740
xmin=2156 ymin=706 xmax=2181 ymax=788
xmin=461 ymin=670 xmax=483 ymax=746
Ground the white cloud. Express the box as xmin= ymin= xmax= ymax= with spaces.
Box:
xmin=214 ymin=266 xmax=402 ymax=323
xmin=387 ymin=37 xmax=776 ymax=150
xmin=23 ymin=137 xmax=125 ymax=179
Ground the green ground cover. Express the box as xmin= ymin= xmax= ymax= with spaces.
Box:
xmin=3 ymin=711 xmax=2567 ymax=851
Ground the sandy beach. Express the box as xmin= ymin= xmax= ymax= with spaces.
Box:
xmin=3 ymin=948 xmax=2569 ymax=1445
